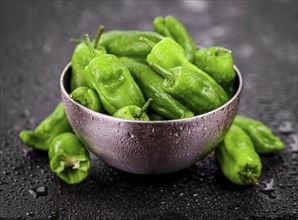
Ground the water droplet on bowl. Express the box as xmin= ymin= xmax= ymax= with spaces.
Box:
xmin=127 ymin=132 xmax=134 ymax=139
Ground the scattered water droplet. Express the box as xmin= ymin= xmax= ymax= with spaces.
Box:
xmin=29 ymin=186 xmax=48 ymax=199
xmin=278 ymin=121 xmax=296 ymax=134
xmin=26 ymin=212 xmax=35 ymax=217
xmin=289 ymin=133 xmax=298 ymax=152
xmin=260 ymin=179 xmax=276 ymax=199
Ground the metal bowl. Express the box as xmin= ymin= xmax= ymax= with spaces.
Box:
xmin=60 ymin=62 xmax=242 ymax=174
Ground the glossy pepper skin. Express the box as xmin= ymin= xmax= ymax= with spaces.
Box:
xmin=113 ymin=98 xmax=152 ymax=121
xmin=194 ymin=47 xmax=236 ymax=86
xmin=70 ymin=26 xmax=107 ymax=91
xmin=234 ymin=116 xmax=285 ymax=154
xmin=148 ymin=113 xmax=165 ymax=121
xmin=49 ymin=132 xmax=90 ymax=184
xmin=152 ymin=64 xmax=229 ymax=114
xmin=19 ymin=103 xmax=72 ymax=151
xmin=216 ymin=124 xmax=262 ymax=185
xmin=142 ymin=37 xmax=216 ymax=83
xmin=119 ymin=57 xmax=194 ymax=119
xmin=98 ymin=31 xmax=163 ymax=58
xmin=70 ymin=86 xmax=104 ymax=112
xmin=222 ymin=78 xmax=237 ymax=98
xmin=84 ymin=35 xmax=146 ymax=115
xmin=153 ymin=16 xmax=196 ymax=62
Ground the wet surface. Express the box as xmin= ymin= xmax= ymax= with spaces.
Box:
xmin=0 ymin=1 xmax=297 ymax=219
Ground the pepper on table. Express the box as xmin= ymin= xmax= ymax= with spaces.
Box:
xmin=84 ymin=34 xmax=146 ymax=115
xmin=153 ymin=15 xmax=196 ymax=62
xmin=70 ymin=25 xmax=107 ymax=91
xmin=19 ymin=86 xmax=105 ymax=151
xmin=119 ymin=57 xmax=194 ymax=119
xmin=19 ymin=103 xmax=72 ymax=151
xmin=113 ymin=98 xmax=152 ymax=121
xmin=216 ymin=124 xmax=262 ymax=185
xmin=233 ymin=115 xmax=285 ymax=154
xmin=49 ymin=132 xmax=91 ymax=184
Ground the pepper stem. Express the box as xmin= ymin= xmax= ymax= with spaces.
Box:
xmin=93 ymin=25 xmax=105 ymax=49
xmin=248 ymin=176 xmax=258 ymax=185
xmin=238 ymin=164 xmax=259 ymax=185
xmin=139 ymin=37 xmax=156 ymax=48
xmin=137 ymin=98 xmax=153 ymax=118
xmin=150 ymin=63 xmax=174 ymax=80
xmin=84 ymin=34 xmax=97 ymax=58
xmin=70 ymin=38 xmax=82 ymax=44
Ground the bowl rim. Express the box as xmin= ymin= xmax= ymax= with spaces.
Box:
xmin=60 ymin=62 xmax=242 ymax=124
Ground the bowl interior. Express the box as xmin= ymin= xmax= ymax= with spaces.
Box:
xmin=62 ymin=64 xmax=242 ymax=122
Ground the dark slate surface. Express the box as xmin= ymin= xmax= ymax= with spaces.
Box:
xmin=1 ymin=1 xmax=297 ymax=219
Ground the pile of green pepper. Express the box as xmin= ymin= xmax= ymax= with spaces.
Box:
xmin=19 ymin=16 xmax=284 ymax=185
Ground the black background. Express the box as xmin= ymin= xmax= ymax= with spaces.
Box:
xmin=1 ymin=1 xmax=297 ymax=219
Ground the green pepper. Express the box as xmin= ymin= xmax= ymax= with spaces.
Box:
xmin=151 ymin=64 xmax=229 ymax=114
xmin=153 ymin=16 xmax=196 ymax=62
xmin=194 ymin=47 xmax=236 ymax=86
xmin=98 ymin=31 xmax=163 ymax=58
xmin=113 ymin=98 xmax=152 ymax=121
xmin=119 ymin=57 xmax=194 ymax=119
xmin=70 ymin=26 xmax=107 ymax=91
xmin=19 ymin=86 xmax=104 ymax=151
xmin=222 ymin=78 xmax=237 ymax=98
xmin=216 ymin=124 xmax=262 ymax=185
xmin=148 ymin=113 xmax=165 ymax=121
xmin=153 ymin=17 xmax=173 ymax=39
xmin=84 ymin=35 xmax=146 ymax=115
xmin=234 ymin=115 xmax=285 ymax=154
xmin=140 ymin=37 xmax=216 ymax=83
xmin=70 ymin=86 xmax=104 ymax=112
xmin=49 ymin=132 xmax=90 ymax=184
xmin=19 ymin=103 xmax=72 ymax=151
